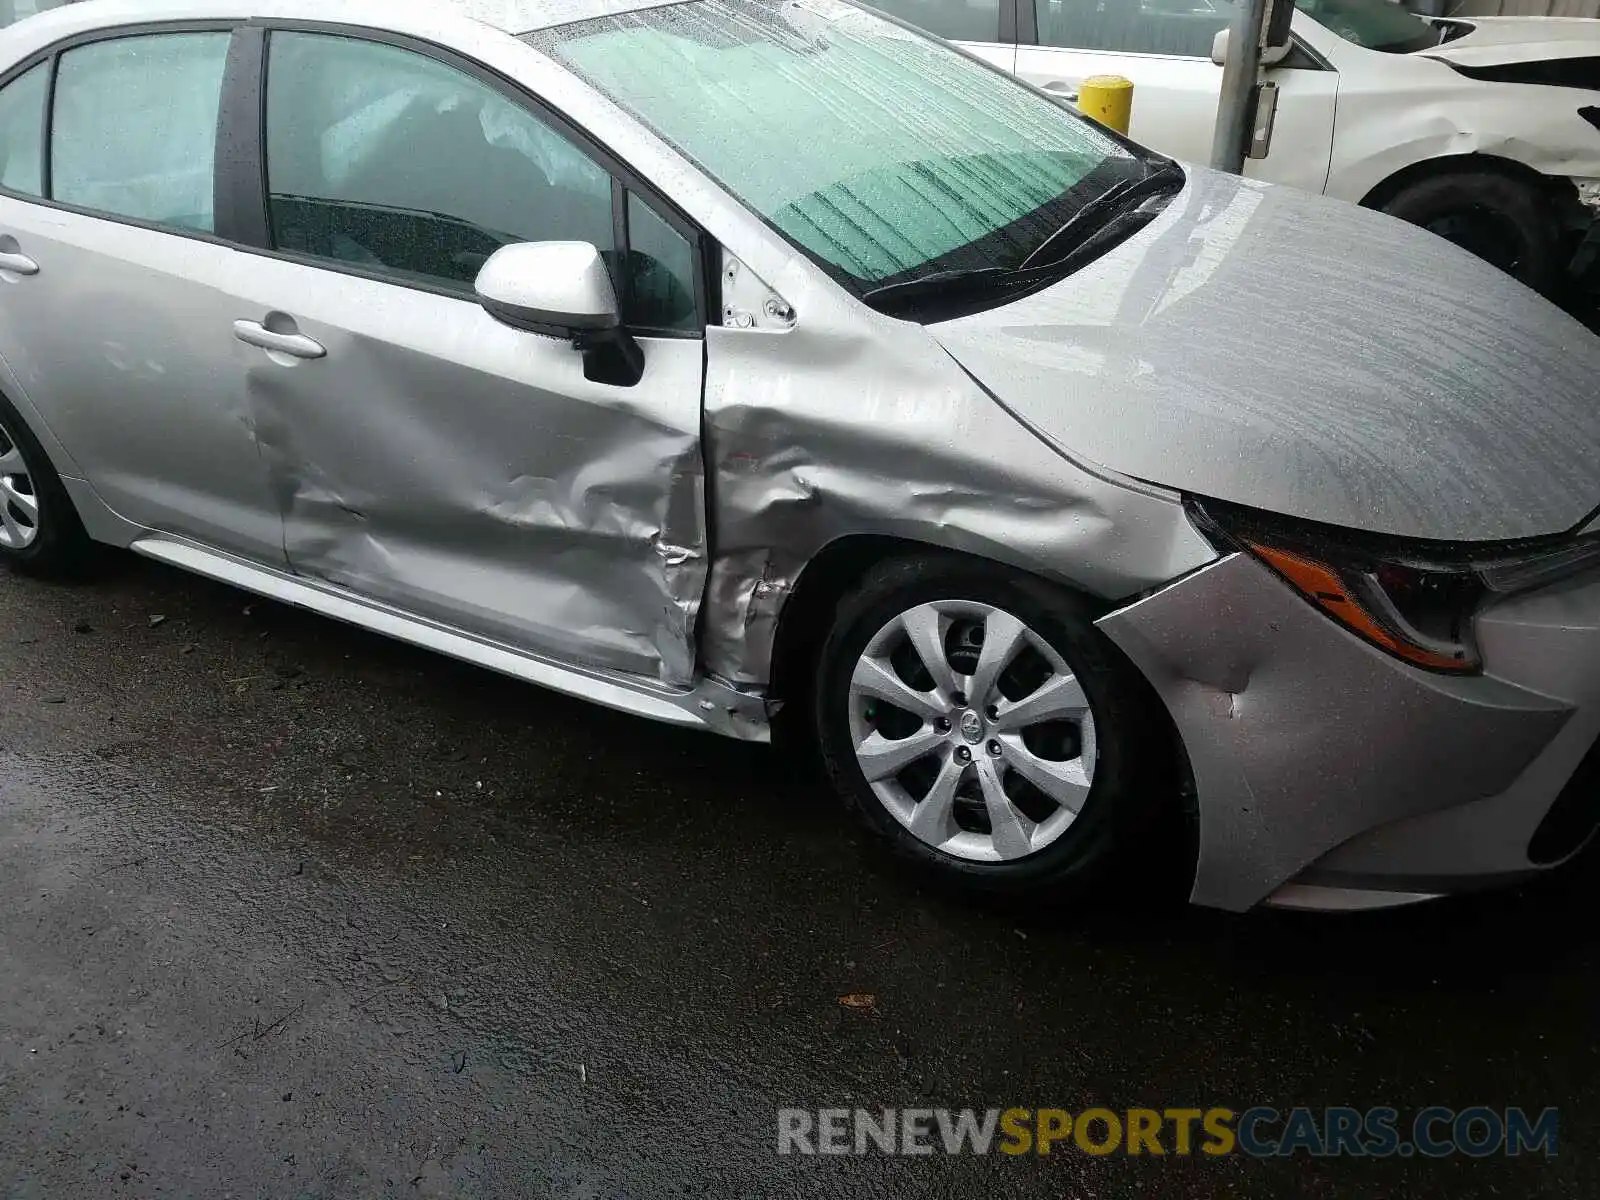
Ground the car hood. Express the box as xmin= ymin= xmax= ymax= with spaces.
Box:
xmin=931 ymin=167 xmax=1600 ymax=544
xmin=1423 ymin=16 xmax=1600 ymax=66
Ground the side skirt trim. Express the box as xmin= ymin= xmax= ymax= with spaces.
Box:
xmin=130 ymin=535 xmax=770 ymax=741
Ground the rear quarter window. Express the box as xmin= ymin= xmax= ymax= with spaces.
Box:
xmin=0 ymin=61 xmax=45 ymax=195
xmin=50 ymin=32 xmax=230 ymax=231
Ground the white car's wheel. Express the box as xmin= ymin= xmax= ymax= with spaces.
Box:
xmin=1381 ymin=170 xmax=1561 ymax=296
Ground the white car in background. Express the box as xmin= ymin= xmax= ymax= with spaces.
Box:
xmin=874 ymin=0 xmax=1600 ymax=293
xmin=0 ymin=1 xmax=73 ymax=27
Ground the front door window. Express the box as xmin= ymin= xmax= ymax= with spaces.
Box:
xmin=263 ymin=31 xmax=698 ymax=331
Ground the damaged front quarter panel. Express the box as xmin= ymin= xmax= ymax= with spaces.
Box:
xmin=698 ymin=257 xmax=1220 ymax=691
xmin=1322 ymin=51 xmax=1600 ymax=209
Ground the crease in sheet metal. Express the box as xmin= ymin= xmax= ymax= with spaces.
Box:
xmin=243 ymin=291 xmax=708 ymax=689
xmin=700 ymin=294 xmax=1221 ymax=688
xmin=1098 ymin=552 xmax=1573 ymax=910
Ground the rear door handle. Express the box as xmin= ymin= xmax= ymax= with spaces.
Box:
xmin=0 ymin=251 xmax=39 ymax=276
xmin=233 ymin=319 xmax=325 ymax=360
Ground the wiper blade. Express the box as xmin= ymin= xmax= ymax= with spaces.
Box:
xmin=860 ymin=161 xmax=1185 ymax=315
xmin=1018 ymin=160 xmax=1186 ymax=273
xmin=1040 ymin=204 xmax=1168 ymax=279
xmin=860 ymin=266 xmax=1017 ymax=306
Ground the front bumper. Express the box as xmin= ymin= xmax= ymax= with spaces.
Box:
xmin=1098 ymin=552 xmax=1600 ymax=911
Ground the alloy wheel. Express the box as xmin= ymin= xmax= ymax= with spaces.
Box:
xmin=846 ymin=600 xmax=1098 ymax=863
xmin=0 ymin=418 xmax=39 ymax=551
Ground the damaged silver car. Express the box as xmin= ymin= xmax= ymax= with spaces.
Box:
xmin=2 ymin=0 xmax=1598 ymax=912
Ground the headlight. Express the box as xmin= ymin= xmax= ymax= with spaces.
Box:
xmin=1243 ymin=541 xmax=1483 ymax=672
xmin=1189 ymin=500 xmax=1600 ymax=676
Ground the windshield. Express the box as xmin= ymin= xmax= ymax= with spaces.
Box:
xmin=1293 ymin=0 xmax=1438 ymax=54
xmin=528 ymin=0 xmax=1140 ymax=295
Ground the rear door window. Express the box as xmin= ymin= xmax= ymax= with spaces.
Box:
xmin=867 ymin=0 xmax=1004 ymax=42
xmin=1038 ymin=0 xmax=1234 ymax=58
xmin=0 ymin=61 xmax=46 ymax=196
xmin=50 ymin=32 xmax=230 ymax=230
xmin=0 ymin=1 xmax=75 ymax=28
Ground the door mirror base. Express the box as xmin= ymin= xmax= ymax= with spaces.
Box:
xmin=576 ymin=325 xmax=645 ymax=388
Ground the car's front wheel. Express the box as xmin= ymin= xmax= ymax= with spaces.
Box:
xmin=814 ymin=555 xmax=1168 ymax=898
xmin=0 ymin=393 xmax=92 ymax=577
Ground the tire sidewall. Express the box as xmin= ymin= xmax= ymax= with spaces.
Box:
xmin=1381 ymin=171 xmax=1558 ymax=295
xmin=814 ymin=556 xmax=1157 ymax=893
xmin=0 ymin=392 xmax=83 ymax=575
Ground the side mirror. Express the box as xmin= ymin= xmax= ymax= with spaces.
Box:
xmin=475 ymin=240 xmax=643 ymax=387
xmin=1210 ymin=27 xmax=1291 ymax=68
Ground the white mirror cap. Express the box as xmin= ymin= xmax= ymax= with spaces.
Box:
xmin=1211 ymin=28 xmax=1292 ymax=68
xmin=1211 ymin=27 xmax=1230 ymax=66
xmin=474 ymin=240 xmax=619 ymax=331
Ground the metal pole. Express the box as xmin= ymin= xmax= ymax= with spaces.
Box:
xmin=1209 ymin=0 xmax=1270 ymax=174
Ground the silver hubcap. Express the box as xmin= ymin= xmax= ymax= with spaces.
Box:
xmin=0 ymin=419 xmax=39 ymax=551
xmin=847 ymin=600 xmax=1098 ymax=863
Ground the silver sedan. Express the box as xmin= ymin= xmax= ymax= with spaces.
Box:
xmin=1 ymin=0 xmax=1597 ymax=912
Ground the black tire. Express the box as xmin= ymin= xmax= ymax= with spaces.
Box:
xmin=814 ymin=554 xmax=1172 ymax=900
xmin=1379 ymin=170 xmax=1561 ymax=296
xmin=0 ymin=391 xmax=93 ymax=578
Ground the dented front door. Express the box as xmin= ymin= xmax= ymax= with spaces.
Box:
xmin=228 ymin=254 xmax=707 ymax=687
xmin=222 ymin=27 xmax=708 ymax=687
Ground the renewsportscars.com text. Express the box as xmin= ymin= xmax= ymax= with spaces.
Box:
xmin=777 ymin=1106 xmax=1558 ymax=1159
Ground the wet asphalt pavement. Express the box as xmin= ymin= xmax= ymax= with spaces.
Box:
xmin=1 ymin=554 xmax=1597 ymax=1199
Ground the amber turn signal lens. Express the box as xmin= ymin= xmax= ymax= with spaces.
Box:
xmin=1247 ymin=542 xmax=1475 ymax=673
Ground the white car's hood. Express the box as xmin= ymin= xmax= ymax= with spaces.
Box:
xmin=1424 ymin=16 xmax=1600 ymax=67
xmin=931 ymin=168 xmax=1600 ymax=545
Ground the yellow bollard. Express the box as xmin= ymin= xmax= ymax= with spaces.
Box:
xmin=1076 ymin=75 xmax=1134 ymax=136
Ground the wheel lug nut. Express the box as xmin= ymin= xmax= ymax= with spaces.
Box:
xmin=985 ymin=704 xmax=999 ymax=721
xmin=955 ymin=746 xmax=971 ymax=763
xmin=935 ymin=717 xmax=951 ymax=733
xmin=987 ymin=740 xmax=1002 ymax=757
xmin=951 ymin=691 xmax=967 ymax=707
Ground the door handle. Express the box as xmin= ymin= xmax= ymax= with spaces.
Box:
xmin=0 ymin=251 xmax=39 ymax=276
xmin=233 ymin=319 xmax=325 ymax=360
xmin=1042 ymin=82 xmax=1080 ymax=104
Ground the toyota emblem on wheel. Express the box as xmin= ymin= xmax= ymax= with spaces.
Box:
xmin=959 ymin=710 xmax=983 ymax=743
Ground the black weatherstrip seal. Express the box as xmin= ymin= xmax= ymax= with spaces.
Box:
xmin=214 ymin=24 xmax=270 ymax=248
